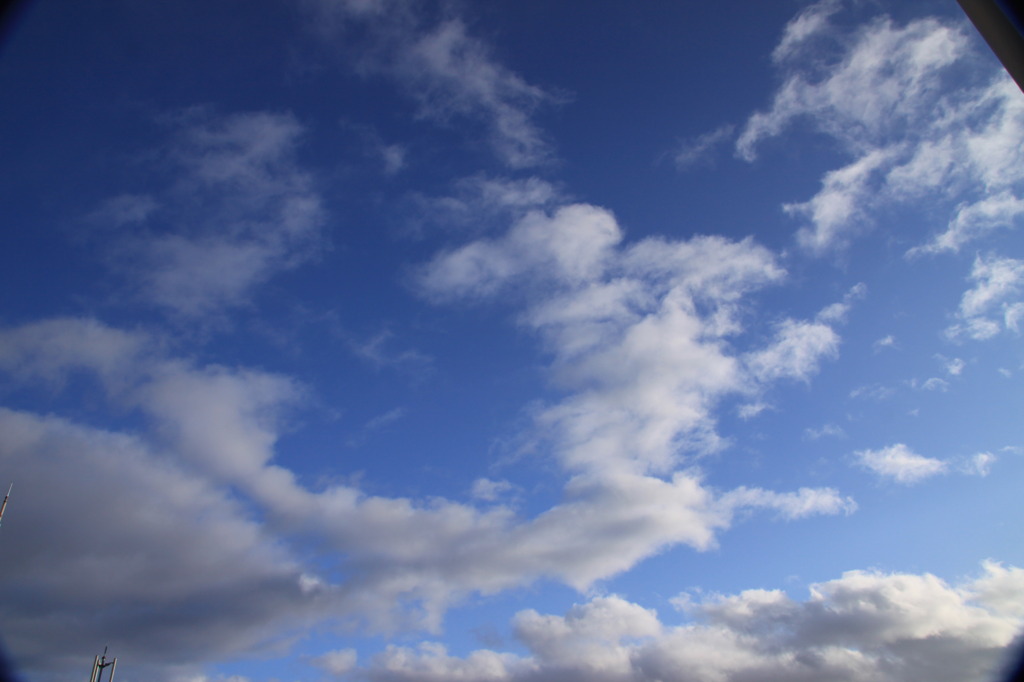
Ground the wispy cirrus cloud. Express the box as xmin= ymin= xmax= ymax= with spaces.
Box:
xmin=94 ymin=111 xmax=326 ymax=319
xmin=307 ymin=0 xmax=557 ymax=168
xmin=406 ymin=175 xmax=563 ymax=236
xmin=673 ymin=124 xmax=734 ymax=170
xmin=805 ymin=422 xmax=845 ymax=440
xmin=947 ymin=254 xmax=1024 ymax=340
xmin=738 ymin=3 xmax=1024 ymax=257
xmin=770 ymin=0 xmax=841 ymax=64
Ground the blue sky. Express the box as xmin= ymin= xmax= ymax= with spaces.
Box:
xmin=1 ymin=1 xmax=1023 ymax=681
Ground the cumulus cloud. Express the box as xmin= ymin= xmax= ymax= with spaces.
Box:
xmin=418 ymin=204 xmax=622 ymax=303
xmin=351 ymin=561 xmax=1024 ymax=682
xmin=392 ymin=202 xmax=858 ymax=606
xmin=96 ymin=111 xmax=326 ymax=318
xmin=417 ymin=201 xmax=860 ymax=485
xmin=738 ymin=3 xmax=1024 ymax=255
xmin=0 ymin=408 xmax=320 ymax=681
xmin=2 ymin=187 xmax=863 ymax=647
xmin=854 ymin=443 xmax=947 ymax=483
xmin=0 ymin=314 xmax=854 ymax=674
xmin=422 ymin=205 xmax=774 ymax=472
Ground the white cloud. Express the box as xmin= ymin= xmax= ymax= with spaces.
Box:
xmin=947 ymin=254 xmax=1024 ymax=340
xmin=365 ymin=407 xmax=407 ymax=432
xmin=0 ymin=316 xmax=152 ymax=388
xmin=737 ymin=401 xmax=770 ymax=420
xmin=943 ymin=356 xmax=966 ymax=376
xmin=0 ymin=316 xmax=854 ymax=649
xmin=960 ymin=452 xmax=996 ymax=477
xmin=745 ymin=319 xmax=840 ymax=383
xmin=921 ymin=377 xmax=949 ymax=391
xmin=364 ymin=642 xmax=526 ymax=682
xmin=816 ymin=282 xmax=866 ymax=323
xmin=786 ymin=148 xmax=896 ymax=254
xmin=805 ymin=423 xmax=845 ymax=440
xmin=719 ymin=485 xmax=856 ymax=521
xmin=738 ymin=15 xmax=967 ymax=161
xmin=849 ymin=383 xmax=895 ymax=401
xmin=313 ymin=648 xmax=359 ymax=676
xmin=913 ymin=191 xmax=1024 ymax=256
xmin=354 ymin=561 xmax=1024 ymax=682
xmin=673 ymin=124 xmax=734 ymax=170
xmin=471 ymin=478 xmax=516 ymax=502
xmin=98 ymin=111 xmax=326 ymax=317
xmin=873 ymin=334 xmax=896 ymax=351
xmin=0 ymin=408 xmax=319 ymax=680
xmin=400 ymin=20 xmax=553 ymax=168
xmin=959 ymin=255 xmax=1024 ymax=318
xmin=90 ymin=193 xmax=160 ymax=226
xmin=308 ymin=3 xmax=555 ymax=167
xmin=738 ymin=6 xmax=1024 ymax=255
xmin=418 ymin=204 xmax=622 ymax=302
xmin=743 ymin=284 xmax=860 ymax=385
xmin=771 ymin=0 xmax=841 ymax=63
xmin=854 ymin=443 xmax=947 ymax=484
xmin=418 ymin=201 xmax=856 ymax=490
xmin=349 ymin=408 xmax=409 ymax=447
xmin=971 ymin=560 xmax=1024 ymax=616
xmin=380 ymin=143 xmax=407 ymax=174
xmin=443 ymin=175 xmax=561 ymax=218
xmin=347 ymin=329 xmax=433 ymax=372
xmin=407 ymin=175 xmax=562 ymax=235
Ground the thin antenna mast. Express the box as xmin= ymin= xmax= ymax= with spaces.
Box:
xmin=88 ymin=647 xmax=117 ymax=682
xmin=0 ymin=483 xmax=11 ymax=527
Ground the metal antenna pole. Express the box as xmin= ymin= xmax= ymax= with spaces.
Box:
xmin=0 ymin=483 xmax=11 ymax=527
xmin=89 ymin=647 xmax=117 ymax=682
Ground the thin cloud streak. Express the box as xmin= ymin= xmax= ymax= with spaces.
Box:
xmin=307 ymin=0 xmax=557 ymax=167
